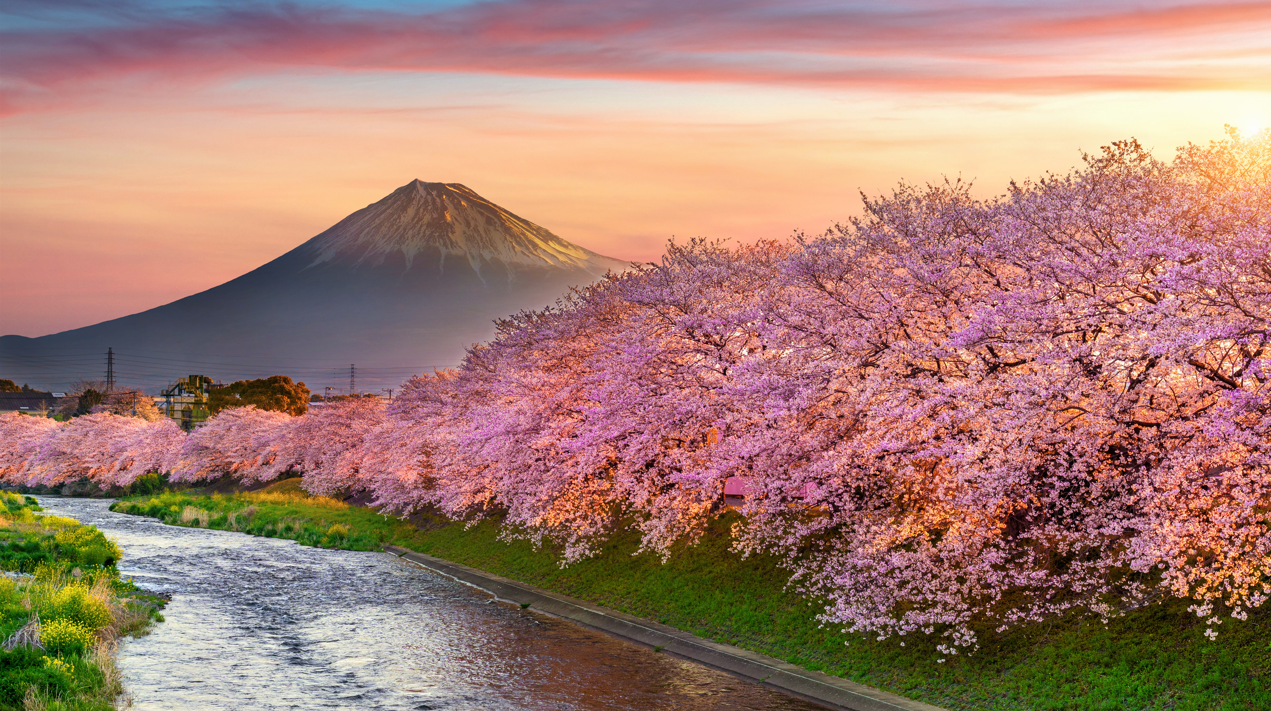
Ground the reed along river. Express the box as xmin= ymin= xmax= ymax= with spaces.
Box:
xmin=37 ymin=497 xmax=825 ymax=711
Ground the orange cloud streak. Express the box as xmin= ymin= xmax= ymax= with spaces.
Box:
xmin=2 ymin=1 xmax=1269 ymax=115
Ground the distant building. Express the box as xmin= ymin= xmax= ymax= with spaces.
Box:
xmin=0 ymin=391 xmax=60 ymax=415
xmin=161 ymin=375 xmax=218 ymax=430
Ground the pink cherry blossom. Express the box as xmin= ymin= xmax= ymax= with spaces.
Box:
xmin=5 ymin=127 xmax=1266 ymax=654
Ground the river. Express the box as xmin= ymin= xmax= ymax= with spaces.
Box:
xmin=36 ymin=497 xmax=826 ymax=711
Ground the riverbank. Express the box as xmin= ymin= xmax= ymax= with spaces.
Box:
xmin=386 ymin=544 xmax=941 ymax=711
xmin=111 ymin=482 xmax=1269 ymax=711
xmin=0 ymin=492 xmax=164 ymax=710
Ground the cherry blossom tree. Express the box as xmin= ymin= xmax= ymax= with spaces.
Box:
xmin=4 ymin=127 xmax=1265 ymax=655
xmin=279 ymin=396 xmax=385 ymax=496
xmin=91 ymin=388 xmax=164 ymax=422
xmin=0 ymin=413 xmax=62 ymax=483
xmin=169 ymin=406 xmax=292 ymax=483
xmin=20 ymin=413 xmax=181 ymax=487
xmin=356 ymin=371 xmax=456 ymax=515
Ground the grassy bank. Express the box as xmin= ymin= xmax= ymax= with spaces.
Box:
xmin=0 ymin=492 xmax=165 ymax=711
xmin=112 ymin=481 xmax=1268 ymax=711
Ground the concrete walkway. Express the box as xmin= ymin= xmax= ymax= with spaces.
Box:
xmin=385 ymin=545 xmax=948 ymax=711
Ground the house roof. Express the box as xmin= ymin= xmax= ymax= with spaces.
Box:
xmin=0 ymin=392 xmax=59 ymax=412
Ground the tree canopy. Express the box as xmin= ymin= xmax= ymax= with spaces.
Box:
xmin=92 ymin=389 xmax=163 ymax=422
xmin=208 ymin=376 xmax=309 ymax=417
xmin=3 ymin=128 xmax=1267 ymax=656
xmin=73 ymin=389 xmax=103 ymax=417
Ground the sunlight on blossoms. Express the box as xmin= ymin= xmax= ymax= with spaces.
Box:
xmin=2 ymin=128 xmax=1268 ymax=657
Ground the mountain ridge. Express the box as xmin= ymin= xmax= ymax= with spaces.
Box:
xmin=0 ymin=181 xmax=632 ymax=391
xmin=304 ymin=180 xmax=625 ymax=278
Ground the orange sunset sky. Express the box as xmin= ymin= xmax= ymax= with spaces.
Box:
xmin=2 ymin=0 xmax=1269 ymax=336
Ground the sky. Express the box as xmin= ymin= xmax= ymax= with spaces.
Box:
xmin=2 ymin=0 xmax=1269 ymax=337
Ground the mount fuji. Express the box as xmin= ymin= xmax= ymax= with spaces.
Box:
xmin=0 ymin=181 xmax=632 ymax=391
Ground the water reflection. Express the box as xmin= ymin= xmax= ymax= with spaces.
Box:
xmin=36 ymin=497 xmax=824 ymax=711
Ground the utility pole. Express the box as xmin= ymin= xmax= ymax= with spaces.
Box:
xmin=350 ymin=364 xmax=356 ymax=396
xmin=105 ymin=348 xmax=115 ymax=391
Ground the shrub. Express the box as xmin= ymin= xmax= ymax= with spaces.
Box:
xmin=41 ymin=583 xmax=112 ymax=631
xmin=41 ymin=656 xmax=72 ymax=675
xmin=0 ymin=494 xmax=26 ymax=515
xmin=0 ymin=648 xmax=44 ymax=673
xmin=53 ymin=525 xmax=121 ymax=567
xmin=40 ymin=618 xmax=95 ymax=655
xmin=38 ymin=517 xmax=78 ymax=530
xmin=0 ymin=648 xmax=70 ymax=708
xmin=0 ymin=539 xmax=52 ymax=573
xmin=129 ymin=471 xmax=168 ymax=496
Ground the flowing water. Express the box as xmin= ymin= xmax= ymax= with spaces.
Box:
xmin=35 ymin=497 xmax=825 ymax=711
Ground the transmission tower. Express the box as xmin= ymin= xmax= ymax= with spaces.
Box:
xmin=105 ymin=348 xmax=115 ymax=391
xmin=349 ymin=364 xmax=356 ymax=395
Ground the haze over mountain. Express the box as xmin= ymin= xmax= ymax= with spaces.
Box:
xmin=0 ymin=181 xmax=632 ymax=393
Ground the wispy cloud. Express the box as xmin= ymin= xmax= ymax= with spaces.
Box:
xmin=2 ymin=0 xmax=1269 ymax=114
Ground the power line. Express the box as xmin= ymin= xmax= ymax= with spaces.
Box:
xmin=105 ymin=346 xmax=422 ymax=364
xmin=0 ymin=356 xmax=112 ymax=365
xmin=109 ymin=354 xmax=451 ymax=371
xmin=0 ymin=351 xmax=104 ymax=358
xmin=1 ymin=349 xmax=461 ymax=392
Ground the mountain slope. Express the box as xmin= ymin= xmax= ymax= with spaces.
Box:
xmin=310 ymin=181 xmax=616 ymax=274
xmin=0 ymin=181 xmax=631 ymax=391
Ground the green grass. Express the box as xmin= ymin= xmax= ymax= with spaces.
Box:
xmin=0 ymin=491 xmax=165 ymax=711
xmin=113 ymin=481 xmax=1269 ymax=711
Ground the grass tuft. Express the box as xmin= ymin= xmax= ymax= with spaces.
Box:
xmin=0 ymin=491 xmax=164 ymax=709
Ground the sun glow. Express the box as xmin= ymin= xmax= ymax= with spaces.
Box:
xmin=1236 ymin=115 xmax=1267 ymax=136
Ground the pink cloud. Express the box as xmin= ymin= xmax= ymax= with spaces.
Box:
xmin=1021 ymin=1 xmax=1271 ymax=39
xmin=2 ymin=1 xmax=1269 ymax=115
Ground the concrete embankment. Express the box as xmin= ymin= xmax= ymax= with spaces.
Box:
xmin=385 ymin=545 xmax=946 ymax=711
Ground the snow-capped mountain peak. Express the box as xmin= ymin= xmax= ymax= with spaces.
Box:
xmin=305 ymin=180 xmax=626 ymax=276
